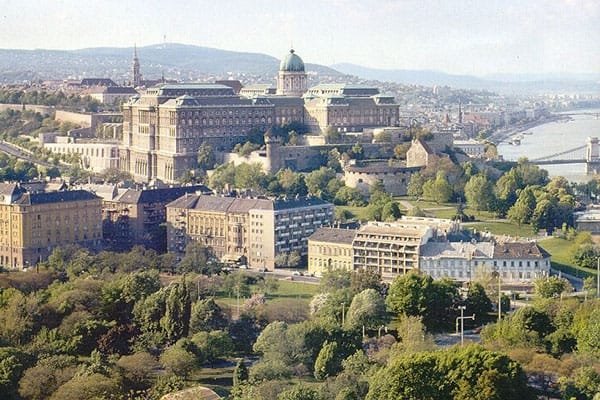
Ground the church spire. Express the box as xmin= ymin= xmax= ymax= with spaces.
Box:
xmin=132 ymin=43 xmax=142 ymax=87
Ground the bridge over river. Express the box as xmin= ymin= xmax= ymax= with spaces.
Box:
xmin=530 ymin=137 xmax=600 ymax=174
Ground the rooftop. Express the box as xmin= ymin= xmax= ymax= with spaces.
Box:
xmin=309 ymin=227 xmax=357 ymax=245
xmin=492 ymin=242 xmax=550 ymax=259
xmin=14 ymin=190 xmax=100 ymax=205
xmin=167 ymin=194 xmax=331 ymax=212
xmin=420 ymin=241 xmax=495 ymax=259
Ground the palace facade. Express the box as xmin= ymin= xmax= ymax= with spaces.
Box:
xmin=119 ymin=49 xmax=399 ymax=182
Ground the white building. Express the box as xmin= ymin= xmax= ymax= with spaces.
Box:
xmin=454 ymin=139 xmax=486 ymax=158
xmin=43 ymin=137 xmax=120 ymax=172
xmin=420 ymin=241 xmax=550 ymax=283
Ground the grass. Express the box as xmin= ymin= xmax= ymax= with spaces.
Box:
xmin=538 ymin=237 xmax=597 ymax=279
xmin=336 ymin=205 xmax=371 ymax=221
xmin=463 ymin=221 xmax=538 ymax=238
xmin=215 ymin=278 xmax=318 ymax=320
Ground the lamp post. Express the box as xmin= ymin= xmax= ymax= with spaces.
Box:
xmin=456 ymin=305 xmax=475 ymax=346
xmin=341 ymin=302 xmax=345 ymax=327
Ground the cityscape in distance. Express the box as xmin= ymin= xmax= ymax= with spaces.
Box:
xmin=0 ymin=1 xmax=598 ymax=399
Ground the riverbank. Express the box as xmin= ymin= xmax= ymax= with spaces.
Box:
xmin=486 ymin=114 xmax=569 ymax=145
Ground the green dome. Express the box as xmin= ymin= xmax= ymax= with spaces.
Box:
xmin=279 ymin=49 xmax=305 ymax=72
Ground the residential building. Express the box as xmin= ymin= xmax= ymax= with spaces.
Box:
xmin=166 ymin=195 xmax=334 ymax=268
xmin=0 ymin=184 xmax=102 ymax=269
xmin=99 ymin=185 xmax=211 ymax=252
xmin=419 ymin=241 xmax=550 ymax=283
xmin=419 ymin=241 xmax=495 ymax=281
xmin=492 ymin=241 xmax=551 ymax=282
xmin=308 ymin=227 xmax=356 ymax=276
xmin=352 ymin=221 xmax=433 ymax=280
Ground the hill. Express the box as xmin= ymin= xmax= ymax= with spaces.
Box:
xmin=332 ymin=63 xmax=600 ymax=94
xmin=0 ymin=43 xmax=342 ymax=84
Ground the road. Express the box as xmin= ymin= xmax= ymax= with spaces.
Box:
xmin=235 ymin=266 xmax=320 ymax=284
xmin=0 ymin=140 xmax=58 ymax=170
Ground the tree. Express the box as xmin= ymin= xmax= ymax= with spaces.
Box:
xmin=367 ymin=345 xmax=533 ymax=400
xmin=391 ymin=315 xmax=435 ymax=354
xmin=233 ymin=359 xmax=249 ymax=387
xmin=464 ymin=174 xmax=495 ymax=211
xmin=305 ymin=167 xmax=337 ymax=199
xmin=278 ymin=385 xmax=322 ymax=400
xmin=0 ymin=347 xmax=30 ymax=400
xmin=191 ymin=330 xmax=234 ymax=363
xmin=381 ymin=201 xmax=402 ymax=221
xmin=464 ymin=282 xmax=493 ymax=325
xmin=344 ymin=289 xmax=387 ymax=330
xmin=49 ymin=373 xmax=122 ymax=400
xmin=507 ymin=186 xmax=536 ymax=226
xmin=234 ymin=162 xmax=268 ymax=191
xmin=116 ymin=351 xmax=159 ymax=391
xmin=423 ymin=172 xmax=453 ymax=203
xmin=287 ymin=251 xmax=302 ymax=268
xmin=160 ymin=281 xmax=192 ymax=343
xmin=334 ymin=186 xmax=366 ymax=206
xmin=386 ymin=273 xmax=458 ymax=331
xmin=18 ymin=355 xmax=78 ymax=400
xmin=534 ymin=276 xmax=571 ymax=299
xmin=189 ymin=298 xmax=228 ymax=333
xmin=178 ymin=242 xmax=214 ymax=274
xmin=159 ymin=343 xmax=197 ymax=378
xmin=314 ymin=340 xmax=339 ymax=380
xmin=407 ymin=173 xmax=425 ymax=198
xmin=576 ymin=307 xmax=600 ymax=357
xmin=197 ymin=141 xmax=216 ymax=170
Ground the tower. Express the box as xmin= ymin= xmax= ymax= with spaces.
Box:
xmin=276 ymin=49 xmax=307 ymax=96
xmin=132 ymin=44 xmax=142 ymax=87
xmin=458 ymin=102 xmax=463 ymax=124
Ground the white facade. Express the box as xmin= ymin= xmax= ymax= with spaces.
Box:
xmin=454 ymin=139 xmax=486 ymax=158
xmin=44 ymin=141 xmax=120 ymax=172
xmin=420 ymin=241 xmax=551 ymax=283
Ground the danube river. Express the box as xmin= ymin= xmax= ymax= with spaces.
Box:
xmin=497 ymin=109 xmax=600 ymax=181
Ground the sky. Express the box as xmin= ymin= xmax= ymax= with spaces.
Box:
xmin=1 ymin=0 xmax=599 ymax=76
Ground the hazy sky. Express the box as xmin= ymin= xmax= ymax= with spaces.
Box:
xmin=1 ymin=0 xmax=599 ymax=76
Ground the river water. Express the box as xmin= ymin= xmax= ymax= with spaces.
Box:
xmin=497 ymin=109 xmax=600 ymax=181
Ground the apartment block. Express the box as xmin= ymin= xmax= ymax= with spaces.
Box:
xmin=166 ymin=195 xmax=333 ymax=268
xmin=0 ymin=184 xmax=102 ymax=269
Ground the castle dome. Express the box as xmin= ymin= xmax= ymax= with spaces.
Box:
xmin=279 ymin=49 xmax=305 ymax=72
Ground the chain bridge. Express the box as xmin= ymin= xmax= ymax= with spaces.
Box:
xmin=529 ymin=137 xmax=600 ymax=174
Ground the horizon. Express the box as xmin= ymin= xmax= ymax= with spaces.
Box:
xmin=1 ymin=0 xmax=598 ymax=77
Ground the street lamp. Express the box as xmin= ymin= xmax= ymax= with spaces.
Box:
xmin=341 ymin=302 xmax=345 ymax=327
xmin=456 ymin=305 xmax=475 ymax=346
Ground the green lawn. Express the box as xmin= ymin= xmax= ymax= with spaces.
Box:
xmin=336 ymin=205 xmax=371 ymax=221
xmin=538 ymin=237 xmax=597 ymax=278
xmin=216 ymin=278 xmax=317 ymax=320
xmin=462 ymin=221 xmax=537 ymax=238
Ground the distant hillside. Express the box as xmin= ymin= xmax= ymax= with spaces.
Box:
xmin=332 ymin=63 xmax=600 ymax=94
xmin=0 ymin=43 xmax=342 ymax=84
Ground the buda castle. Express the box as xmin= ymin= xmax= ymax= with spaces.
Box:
xmin=119 ymin=49 xmax=399 ymax=183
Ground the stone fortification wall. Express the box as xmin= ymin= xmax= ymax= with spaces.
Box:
xmin=0 ymin=103 xmax=54 ymax=115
